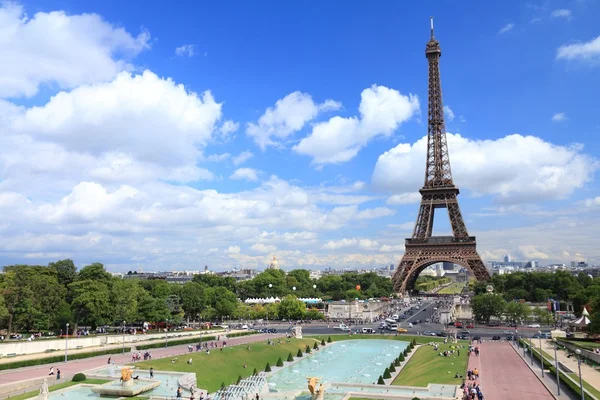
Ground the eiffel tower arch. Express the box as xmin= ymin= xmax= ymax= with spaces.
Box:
xmin=392 ymin=18 xmax=491 ymax=294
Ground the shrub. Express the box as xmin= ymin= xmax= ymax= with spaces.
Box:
xmin=265 ymin=362 xmax=272 ymax=372
xmin=305 ymin=345 xmax=311 ymax=354
xmin=403 ymin=349 xmax=408 ymax=357
xmin=399 ymin=354 xmax=405 ymax=362
xmin=72 ymin=373 xmax=86 ymax=382
xmin=377 ymin=375 xmax=385 ymax=384
xmin=412 ymin=398 xmax=421 ymax=400
xmin=221 ymin=382 xmax=225 ymax=390
xmin=287 ymin=353 xmax=294 ymax=362
xmin=137 ymin=336 xmax=215 ymax=350
xmin=389 ymin=363 xmax=396 ymax=372
xmin=252 ymin=368 xmax=258 ymax=376
xmin=297 ymin=349 xmax=303 ymax=357
xmin=327 ymin=336 xmax=332 ymax=343
xmin=412 ymin=339 xmax=417 ymax=345
xmin=383 ymin=368 xmax=391 ymax=379
xmin=394 ymin=358 xmax=401 ymax=366
xmin=313 ymin=342 xmax=318 ymax=350
xmin=237 ymin=375 xmax=242 ymax=384
xmin=321 ymin=339 xmax=326 ymax=346
xmin=276 ymin=357 xmax=284 ymax=367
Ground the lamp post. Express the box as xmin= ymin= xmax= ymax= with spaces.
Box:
xmin=552 ymin=339 xmax=561 ymax=396
xmin=165 ymin=319 xmax=169 ymax=348
xmin=267 ymin=283 xmax=273 ymax=327
xmin=65 ymin=323 xmax=69 ymax=363
xmin=122 ymin=321 xmax=126 ymax=354
xmin=576 ymin=349 xmax=584 ymax=400
xmin=538 ymin=331 xmax=544 ymax=377
xmin=529 ymin=334 xmax=534 ymax=365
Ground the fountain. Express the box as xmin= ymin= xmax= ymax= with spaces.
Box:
xmin=91 ymin=367 xmax=161 ymax=397
xmin=307 ymin=377 xmax=325 ymax=400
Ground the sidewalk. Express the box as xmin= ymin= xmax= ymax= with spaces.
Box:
xmin=528 ymin=338 xmax=600 ymax=390
xmin=0 ymin=329 xmax=233 ymax=366
xmin=512 ymin=342 xmax=575 ymax=400
xmin=0 ymin=333 xmax=279 ymax=393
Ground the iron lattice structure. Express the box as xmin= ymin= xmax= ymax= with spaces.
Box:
xmin=392 ymin=19 xmax=490 ymax=294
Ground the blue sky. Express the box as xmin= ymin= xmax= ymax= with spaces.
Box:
xmin=0 ymin=0 xmax=598 ymax=271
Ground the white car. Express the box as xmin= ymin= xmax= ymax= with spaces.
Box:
xmin=528 ymin=324 xmax=541 ymax=328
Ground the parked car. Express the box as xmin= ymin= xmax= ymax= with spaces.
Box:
xmin=492 ymin=336 xmax=501 ymax=341
xmin=362 ymin=328 xmax=375 ymax=334
xmin=528 ymin=324 xmax=541 ymax=328
xmin=424 ymin=331 xmax=437 ymax=336
xmin=396 ymin=327 xmax=408 ymax=333
xmin=466 ymin=323 xmax=474 ymax=329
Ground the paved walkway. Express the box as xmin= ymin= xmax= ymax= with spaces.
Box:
xmin=472 ymin=341 xmax=554 ymax=400
xmin=528 ymin=338 xmax=600 ymax=390
xmin=0 ymin=333 xmax=281 ymax=387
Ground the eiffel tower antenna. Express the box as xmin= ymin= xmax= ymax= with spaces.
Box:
xmin=392 ymin=19 xmax=490 ymax=294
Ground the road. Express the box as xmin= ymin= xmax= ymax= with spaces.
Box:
xmin=264 ymin=298 xmax=552 ymax=339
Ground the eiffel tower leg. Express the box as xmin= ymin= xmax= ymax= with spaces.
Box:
xmin=446 ymin=199 xmax=469 ymax=238
xmin=413 ymin=202 xmax=434 ymax=239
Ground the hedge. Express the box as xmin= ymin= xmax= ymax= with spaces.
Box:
xmin=0 ymin=346 xmax=132 ymax=371
xmin=72 ymin=373 xmax=86 ymax=382
xmin=136 ymin=331 xmax=257 ymax=350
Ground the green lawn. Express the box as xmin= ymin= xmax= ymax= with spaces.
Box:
xmin=437 ymin=282 xmax=466 ymax=295
xmin=567 ymin=373 xmax=600 ymax=398
xmin=134 ymin=338 xmax=316 ymax=393
xmin=392 ymin=343 xmax=468 ymax=387
xmin=561 ymin=340 xmax=600 ymax=351
xmin=309 ymin=334 xmax=464 ymax=345
xmin=524 ymin=338 xmax=554 ymax=360
xmin=7 ymin=379 xmax=109 ymax=400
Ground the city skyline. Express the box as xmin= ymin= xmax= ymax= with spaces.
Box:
xmin=0 ymin=1 xmax=599 ymax=272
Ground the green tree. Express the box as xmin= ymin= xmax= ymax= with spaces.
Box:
xmin=471 ymin=294 xmax=507 ymax=323
xmin=210 ymin=287 xmax=238 ymax=318
xmin=504 ymin=301 xmax=530 ymax=324
xmin=181 ymin=282 xmax=208 ymax=321
xmin=49 ymin=259 xmax=77 ymax=289
xmin=69 ymin=279 xmax=112 ymax=329
xmin=278 ymin=295 xmax=306 ymax=320
xmin=111 ymin=279 xmax=142 ymax=324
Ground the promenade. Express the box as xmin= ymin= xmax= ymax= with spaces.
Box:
xmin=0 ymin=332 xmax=279 ymax=394
xmin=467 ymin=341 xmax=555 ymax=400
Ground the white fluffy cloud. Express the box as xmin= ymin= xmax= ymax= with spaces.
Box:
xmin=232 ymin=151 xmax=254 ymax=166
xmin=246 ymin=91 xmax=341 ymax=149
xmin=372 ymin=133 xmax=598 ymax=204
xmin=322 ymin=238 xmax=379 ymax=251
xmin=551 ymin=9 xmax=572 ymax=19
xmin=230 ymin=168 xmax=259 ymax=182
xmin=498 ymin=23 xmax=515 ymax=34
xmin=293 ymin=85 xmax=419 ymax=165
xmin=0 ymin=3 xmax=150 ymax=98
xmin=557 ymin=35 xmax=600 ymax=62
xmin=444 ymin=106 xmax=455 ymax=121
xmin=552 ymin=112 xmax=567 ymax=122
xmin=175 ymin=44 xmax=196 ymax=57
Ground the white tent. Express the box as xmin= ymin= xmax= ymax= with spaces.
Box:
xmin=573 ymin=307 xmax=591 ymax=326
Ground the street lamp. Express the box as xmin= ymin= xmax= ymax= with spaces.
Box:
xmin=122 ymin=321 xmax=126 ymax=354
xmin=292 ymin=286 xmax=296 ymax=292
xmin=538 ymin=331 xmax=544 ymax=377
xmin=267 ymin=284 xmax=273 ymax=327
xmin=552 ymin=339 xmax=561 ymax=396
xmin=165 ymin=319 xmax=169 ymax=348
xmin=575 ymin=349 xmax=584 ymax=400
xmin=529 ymin=334 xmax=534 ymax=365
xmin=65 ymin=323 xmax=69 ymax=363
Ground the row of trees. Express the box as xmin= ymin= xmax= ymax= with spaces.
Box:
xmin=0 ymin=260 xmax=392 ymax=333
xmin=470 ymin=294 xmax=554 ymax=325
xmin=471 ymin=270 xmax=600 ymax=333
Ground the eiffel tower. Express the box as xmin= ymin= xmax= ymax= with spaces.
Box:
xmin=392 ymin=18 xmax=491 ymax=293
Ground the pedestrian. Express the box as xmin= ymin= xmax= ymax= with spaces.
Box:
xmin=49 ymin=367 xmax=54 ymax=376
xmin=150 ymin=367 xmax=154 ymax=378
xmin=107 ymin=357 xmax=111 ymax=364
xmin=57 ymin=369 xmax=61 ymax=380
xmin=177 ymin=386 xmax=182 ymax=398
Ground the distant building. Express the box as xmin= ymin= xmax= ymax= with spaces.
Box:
xmin=442 ymin=262 xmax=454 ymax=271
xmin=504 ymin=254 xmax=511 ymax=263
xmin=268 ymin=256 xmax=280 ymax=270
